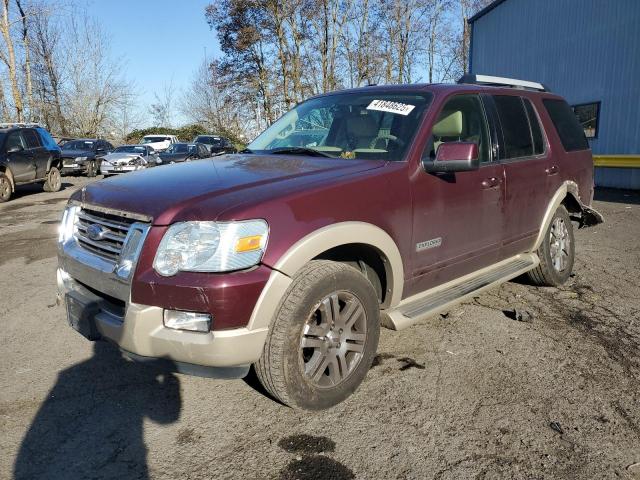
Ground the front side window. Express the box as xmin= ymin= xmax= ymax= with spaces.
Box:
xmin=423 ymin=94 xmax=490 ymax=163
xmin=572 ymin=102 xmax=599 ymax=139
xmin=248 ymin=92 xmax=433 ymax=161
xmin=543 ymin=99 xmax=589 ymax=152
xmin=493 ymin=95 xmax=533 ymax=159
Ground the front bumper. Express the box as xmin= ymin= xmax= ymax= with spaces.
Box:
xmin=100 ymin=164 xmax=144 ymax=175
xmin=61 ymin=160 xmax=89 ymax=174
xmin=56 ymin=249 xmax=269 ymax=373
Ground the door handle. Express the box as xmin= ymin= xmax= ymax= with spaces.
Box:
xmin=545 ymin=165 xmax=559 ymax=175
xmin=481 ymin=177 xmax=500 ymax=189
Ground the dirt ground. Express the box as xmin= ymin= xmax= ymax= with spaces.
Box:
xmin=0 ymin=176 xmax=639 ymax=480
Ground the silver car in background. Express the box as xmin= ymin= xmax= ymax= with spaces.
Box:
xmin=100 ymin=145 xmax=159 ymax=176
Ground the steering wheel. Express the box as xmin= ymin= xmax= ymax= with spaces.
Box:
xmin=369 ymin=134 xmax=403 ymax=150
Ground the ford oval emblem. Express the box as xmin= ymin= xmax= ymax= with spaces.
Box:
xmin=86 ymin=224 xmax=106 ymax=241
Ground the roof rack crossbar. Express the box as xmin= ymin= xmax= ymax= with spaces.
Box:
xmin=458 ymin=74 xmax=548 ymax=92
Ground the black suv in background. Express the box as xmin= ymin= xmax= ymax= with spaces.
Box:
xmin=0 ymin=124 xmax=62 ymax=202
xmin=60 ymin=138 xmax=114 ymax=177
xmin=192 ymin=135 xmax=237 ymax=155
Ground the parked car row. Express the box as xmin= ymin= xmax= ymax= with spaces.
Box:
xmin=0 ymin=124 xmax=236 ymax=202
xmin=57 ymin=134 xmax=236 ymax=178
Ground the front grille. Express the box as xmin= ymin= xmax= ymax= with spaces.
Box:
xmin=74 ymin=208 xmax=136 ymax=261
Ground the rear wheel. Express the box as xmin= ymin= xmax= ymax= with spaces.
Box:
xmin=255 ymin=260 xmax=380 ymax=410
xmin=527 ymin=205 xmax=575 ymax=286
xmin=43 ymin=166 xmax=61 ymax=192
xmin=0 ymin=172 xmax=12 ymax=202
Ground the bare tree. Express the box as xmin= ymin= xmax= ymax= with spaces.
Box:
xmin=0 ymin=0 xmax=24 ymax=120
xmin=149 ymin=80 xmax=175 ymax=127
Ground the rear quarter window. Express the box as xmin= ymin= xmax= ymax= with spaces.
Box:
xmin=543 ymin=99 xmax=589 ymax=152
xmin=493 ymin=95 xmax=533 ymax=159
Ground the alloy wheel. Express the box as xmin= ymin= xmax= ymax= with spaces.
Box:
xmin=550 ymin=217 xmax=570 ymax=272
xmin=300 ymin=291 xmax=367 ymax=388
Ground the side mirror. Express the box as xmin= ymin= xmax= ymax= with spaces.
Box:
xmin=423 ymin=142 xmax=480 ymax=173
xmin=7 ymin=145 xmax=23 ymax=153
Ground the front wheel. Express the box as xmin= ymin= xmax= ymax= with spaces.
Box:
xmin=43 ymin=166 xmax=61 ymax=192
xmin=86 ymin=160 xmax=97 ymax=177
xmin=527 ymin=205 xmax=575 ymax=286
xmin=255 ymin=260 xmax=380 ymax=410
xmin=0 ymin=172 xmax=12 ymax=202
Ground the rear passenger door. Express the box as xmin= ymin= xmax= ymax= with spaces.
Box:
xmin=23 ymin=129 xmax=48 ymax=179
xmin=487 ymin=95 xmax=553 ymax=257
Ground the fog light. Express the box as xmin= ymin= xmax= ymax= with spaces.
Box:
xmin=163 ymin=310 xmax=211 ymax=332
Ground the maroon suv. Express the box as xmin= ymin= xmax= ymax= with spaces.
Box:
xmin=57 ymin=75 xmax=603 ymax=410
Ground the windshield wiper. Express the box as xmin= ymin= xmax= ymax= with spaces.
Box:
xmin=268 ymin=147 xmax=334 ymax=158
xmin=239 ymin=148 xmax=254 ymax=154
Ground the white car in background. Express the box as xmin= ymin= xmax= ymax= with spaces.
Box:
xmin=140 ymin=134 xmax=178 ymax=152
xmin=100 ymin=145 xmax=159 ymax=175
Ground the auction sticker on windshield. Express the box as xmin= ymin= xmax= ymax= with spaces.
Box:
xmin=367 ymin=99 xmax=415 ymax=116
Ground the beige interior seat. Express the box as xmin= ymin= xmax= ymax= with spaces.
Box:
xmin=345 ymin=114 xmax=378 ymax=149
xmin=433 ymin=110 xmax=463 ymax=152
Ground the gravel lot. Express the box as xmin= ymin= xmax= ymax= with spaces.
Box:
xmin=1 ymin=176 xmax=639 ymax=480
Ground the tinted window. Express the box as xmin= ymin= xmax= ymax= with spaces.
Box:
xmin=23 ymin=129 xmax=41 ymax=149
xmin=524 ymin=99 xmax=544 ymax=155
xmin=6 ymin=131 xmax=25 ymax=151
xmin=493 ymin=96 xmax=533 ymax=159
xmin=543 ymin=99 xmax=589 ymax=152
xmin=572 ymin=102 xmax=599 ymax=139
xmin=424 ymin=94 xmax=491 ymax=163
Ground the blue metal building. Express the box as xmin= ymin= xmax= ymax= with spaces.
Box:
xmin=469 ymin=0 xmax=640 ymax=189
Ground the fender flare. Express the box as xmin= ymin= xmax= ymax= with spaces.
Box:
xmin=531 ymin=181 xmax=584 ymax=251
xmin=46 ymin=154 xmax=62 ymax=172
xmin=247 ymin=222 xmax=404 ymax=331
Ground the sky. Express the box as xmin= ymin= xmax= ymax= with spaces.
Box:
xmin=85 ymin=0 xmax=222 ymax=126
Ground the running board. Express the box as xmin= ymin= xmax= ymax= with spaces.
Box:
xmin=381 ymin=253 xmax=539 ymax=331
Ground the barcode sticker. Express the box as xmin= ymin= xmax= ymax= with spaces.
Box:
xmin=366 ymin=100 xmax=415 ymax=116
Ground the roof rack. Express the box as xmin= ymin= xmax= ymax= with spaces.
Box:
xmin=0 ymin=122 xmax=44 ymax=129
xmin=458 ymin=74 xmax=548 ymax=92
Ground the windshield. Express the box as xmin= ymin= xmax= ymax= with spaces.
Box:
xmin=248 ymin=92 xmax=432 ymax=160
xmin=195 ymin=136 xmax=222 ymax=146
xmin=141 ymin=136 xmax=169 ymax=143
xmin=166 ymin=143 xmax=196 ymax=154
xmin=62 ymin=140 xmax=95 ymax=150
xmin=113 ymin=146 xmax=146 ymax=154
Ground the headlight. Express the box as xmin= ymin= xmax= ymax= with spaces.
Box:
xmin=153 ymin=220 xmax=268 ymax=276
xmin=59 ymin=205 xmax=80 ymax=243
xmin=76 ymin=156 xmax=87 ymax=162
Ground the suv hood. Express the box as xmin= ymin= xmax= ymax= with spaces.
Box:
xmin=76 ymin=154 xmax=384 ymax=225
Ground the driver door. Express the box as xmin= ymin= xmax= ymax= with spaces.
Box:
xmin=5 ymin=131 xmax=36 ymax=183
xmin=408 ymin=94 xmax=505 ymax=294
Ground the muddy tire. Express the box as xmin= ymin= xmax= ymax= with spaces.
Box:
xmin=255 ymin=260 xmax=380 ymax=410
xmin=0 ymin=172 xmax=12 ymax=202
xmin=43 ymin=166 xmax=62 ymax=192
xmin=527 ymin=205 xmax=575 ymax=286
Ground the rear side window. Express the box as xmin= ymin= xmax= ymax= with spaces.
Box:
xmin=23 ymin=129 xmax=41 ymax=149
xmin=543 ymin=99 xmax=589 ymax=152
xmin=493 ymin=95 xmax=533 ymax=159
xmin=524 ymin=99 xmax=544 ymax=155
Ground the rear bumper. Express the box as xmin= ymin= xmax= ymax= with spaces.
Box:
xmin=57 ymin=267 xmax=268 ymax=370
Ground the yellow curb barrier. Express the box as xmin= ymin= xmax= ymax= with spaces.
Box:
xmin=593 ymin=155 xmax=640 ymax=168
